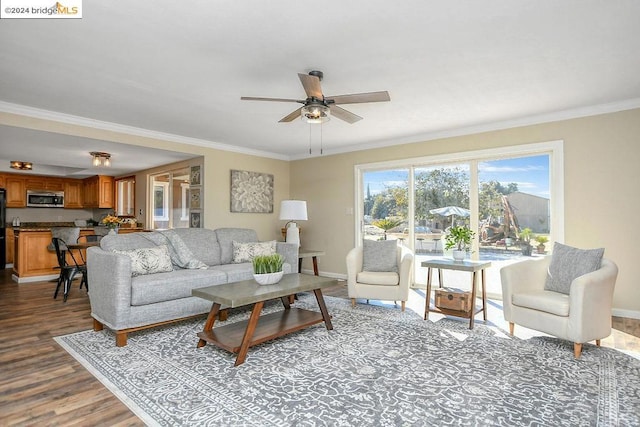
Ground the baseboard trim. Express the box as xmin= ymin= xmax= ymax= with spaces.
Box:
xmin=300 ymin=269 xmax=346 ymax=281
xmin=612 ymin=308 xmax=640 ymax=320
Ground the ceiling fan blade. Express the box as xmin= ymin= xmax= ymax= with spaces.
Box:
xmin=241 ymin=96 xmax=302 ymax=103
xmin=329 ymin=105 xmax=363 ymax=124
xmin=327 ymin=91 xmax=390 ymax=105
xmin=298 ymin=73 xmax=323 ymax=99
xmin=278 ymin=107 xmax=303 ymax=122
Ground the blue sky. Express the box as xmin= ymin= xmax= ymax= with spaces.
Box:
xmin=365 ymin=154 xmax=550 ymax=198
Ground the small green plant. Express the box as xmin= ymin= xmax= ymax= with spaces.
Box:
xmin=252 ymin=254 xmax=284 ymax=274
xmin=444 ymin=225 xmax=475 ymax=252
xmin=535 ymin=235 xmax=549 ymax=245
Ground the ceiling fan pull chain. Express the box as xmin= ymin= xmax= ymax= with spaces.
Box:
xmin=320 ymin=122 xmax=323 ymax=155
xmin=309 ymin=124 xmax=312 ymax=155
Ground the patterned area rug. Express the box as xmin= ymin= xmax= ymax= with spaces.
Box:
xmin=55 ymin=295 xmax=640 ymax=426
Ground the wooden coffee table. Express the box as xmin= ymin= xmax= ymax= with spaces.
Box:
xmin=192 ymin=273 xmax=336 ymax=366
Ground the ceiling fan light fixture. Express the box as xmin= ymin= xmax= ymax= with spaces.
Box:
xmin=301 ymin=104 xmax=330 ymax=124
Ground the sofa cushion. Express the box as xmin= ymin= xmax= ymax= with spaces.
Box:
xmin=166 ymin=228 xmax=222 ymax=266
xmin=113 ymin=245 xmax=174 ymax=277
xmin=130 ymin=268 xmax=228 ymax=306
xmin=362 ymin=239 xmax=398 ymax=273
xmin=544 ymin=242 xmax=604 ymax=294
xmin=100 ymin=233 xmax=158 ymax=251
xmin=232 ymin=240 xmax=276 ymax=263
xmin=210 ymin=263 xmax=255 ymax=283
xmin=215 ymin=228 xmax=259 ymax=264
xmin=139 ymin=230 xmax=208 ymax=270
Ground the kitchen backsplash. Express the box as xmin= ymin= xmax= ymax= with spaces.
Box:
xmin=6 ymin=207 xmax=113 ymax=225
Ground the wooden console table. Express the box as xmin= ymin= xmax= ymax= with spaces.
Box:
xmin=421 ymin=258 xmax=491 ymax=329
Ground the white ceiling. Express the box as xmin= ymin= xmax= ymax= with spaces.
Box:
xmin=1 ymin=1 xmax=640 ymax=176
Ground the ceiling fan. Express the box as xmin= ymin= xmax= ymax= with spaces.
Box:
xmin=241 ymin=70 xmax=390 ymax=124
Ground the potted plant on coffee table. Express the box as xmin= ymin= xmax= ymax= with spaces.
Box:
xmin=444 ymin=225 xmax=475 ymax=261
xmin=252 ymin=254 xmax=285 ymax=285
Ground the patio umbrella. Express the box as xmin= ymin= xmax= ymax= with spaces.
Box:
xmin=429 ymin=206 xmax=470 ymax=227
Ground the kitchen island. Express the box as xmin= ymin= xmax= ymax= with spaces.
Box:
xmin=11 ymin=223 xmax=146 ymax=283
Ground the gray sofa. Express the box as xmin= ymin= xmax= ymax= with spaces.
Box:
xmin=86 ymin=227 xmax=298 ymax=346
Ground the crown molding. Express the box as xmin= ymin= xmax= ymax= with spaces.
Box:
xmin=3 ymin=98 xmax=639 ymax=163
xmin=290 ymin=97 xmax=640 ymax=160
xmin=0 ymin=101 xmax=290 ymax=161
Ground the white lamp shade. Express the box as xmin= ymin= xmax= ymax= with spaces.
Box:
xmin=279 ymin=200 xmax=308 ymax=221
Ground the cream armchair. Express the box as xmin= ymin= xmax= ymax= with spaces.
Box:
xmin=501 ymin=256 xmax=618 ymax=358
xmin=346 ymin=244 xmax=414 ymax=311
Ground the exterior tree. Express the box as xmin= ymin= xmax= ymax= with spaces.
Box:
xmin=372 ymin=218 xmax=403 ymax=240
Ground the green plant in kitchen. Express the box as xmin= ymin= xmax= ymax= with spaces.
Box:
xmin=252 ymin=254 xmax=284 ymax=274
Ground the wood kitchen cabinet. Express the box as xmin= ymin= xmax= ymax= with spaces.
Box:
xmin=25 ymin=176 xmax=64 ymax=191
xmin=13 ymin=230 xmax=58 ymax=279
xmin=64 ymin=180 xmax=84 ymax=208
xmin=5 ymin=228 xmax=14 ymax=265
xmin=4 ymin=176 xmax=26 ymax=208
xmin=83 ymin=175 xmax=114 ymax=209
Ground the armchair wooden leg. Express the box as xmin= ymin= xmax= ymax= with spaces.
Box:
xmin=596 ymin=339 xmax=601 ymax=347
xmin=93 ymin=318 xmax=104 ymax=332
xmin=351 ymin=298 xmax=356 ymax=308
xmin=401 ymin=301 xmax=406 ymax=312
xmin=508 ymin=322 xmax=514 ymax=336
xmin=574 ymin=343 xmax=583 ymax=358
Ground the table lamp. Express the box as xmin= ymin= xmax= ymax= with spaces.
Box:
xmin=279 ymin=200 xmax=308 ymax=247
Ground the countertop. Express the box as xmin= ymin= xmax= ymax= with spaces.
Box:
xmin=9 ymin=222 xmax=144 ymax=232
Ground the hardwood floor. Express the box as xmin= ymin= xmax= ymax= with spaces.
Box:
xmin=1 ymin=269 xmax=638 ymax=425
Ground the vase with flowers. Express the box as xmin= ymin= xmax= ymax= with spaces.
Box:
xmin=101 ymin=215 xmax=122 ymax=235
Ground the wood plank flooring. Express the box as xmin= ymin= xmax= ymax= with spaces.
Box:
xmin=1 ymin=269 xmax=638 ymax=425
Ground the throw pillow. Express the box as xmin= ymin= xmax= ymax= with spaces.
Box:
xmin=362 ymin=239 xmax=398 ymax=273
xmin=232 ymin=240 xmax=277 ymax=263
xmin=113 ymin=245 xmax=174 ymax=277
xmin=544 ymin=242 xmax=604 ymax=294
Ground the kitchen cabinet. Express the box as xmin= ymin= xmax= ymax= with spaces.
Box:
xmin=83 ymin=175 xmax=114 ymax=208
xmin=6 ymin=228 xmax=14 ymax=265
xmin=13 ymin=230 xmax=58 ymax=279
xmin=64 ymin=180 xmax=84 ymax=208
xmin=4 ymin=176 xmax=26 ymax=208
xmin=25 ymin=176 xmax=64 ymax=191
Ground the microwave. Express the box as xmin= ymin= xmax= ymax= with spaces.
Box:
xmin=26 ymin=190 xmax=65 ymax=208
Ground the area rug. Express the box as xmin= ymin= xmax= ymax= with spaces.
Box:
xmin=55 ymin=295 xmax=640 ymax=426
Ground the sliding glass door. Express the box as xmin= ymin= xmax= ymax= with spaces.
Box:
xmin=356 ymin=142 xmax=560 ymax=299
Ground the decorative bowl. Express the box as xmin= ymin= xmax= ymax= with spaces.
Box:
xmin=253 ymin=271 xmax=283 ymax=285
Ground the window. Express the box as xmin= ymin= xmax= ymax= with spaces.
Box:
xmin=149 ymin=167 xmax=191 ymax=230
xmin=356 ymin=140 xmax=563 ymax=299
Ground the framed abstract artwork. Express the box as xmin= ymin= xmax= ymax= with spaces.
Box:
xmin=230 ymin=169 xmax=274 ymax=213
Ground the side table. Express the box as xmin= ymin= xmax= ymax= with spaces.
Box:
xmin=421 ymin=258 xmax=491 ymax=329
xmin=298 ymin=249 xmax=325 ymax=276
